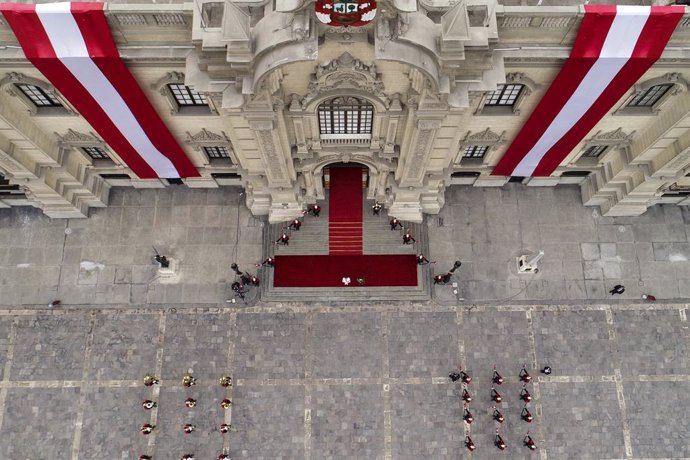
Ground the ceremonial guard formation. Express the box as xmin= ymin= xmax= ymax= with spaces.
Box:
xmin=138 ymin=372 xmax=234 ymax=459
xmin=452 ymin=364 xmax=539 ymax=452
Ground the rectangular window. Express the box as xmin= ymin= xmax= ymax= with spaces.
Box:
xmin=582 ymin=145 xmax=608 ymax=158
xmin=485 ymin=84 xmax=523 ymax=106
xmin=203 ymin=146 xmax=230 ymax=159
xmin=318 ymin=97 xmax=373 ymax=135
xmin=168 ymin=84 xmax=208 ymax=106
xmin=627 ymin=84 xmax=672 ymax=107
xmin=462 ymin=145 xmax=489 ymax=159
xmin=81 ymin=146 xmax=110 ymax=160
xmin=15 ymin=84 xmax=62 ymax=107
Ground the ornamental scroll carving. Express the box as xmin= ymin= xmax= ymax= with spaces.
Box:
xmin=185 ymin=128 xmax=231 ymax=151
xmin=405 ymin=129 xmax=434 ymax=181
xmin=302 ymin=52 xmax=389 ymax=108
xmin=255 ymin=129 xmax=286 ymax=183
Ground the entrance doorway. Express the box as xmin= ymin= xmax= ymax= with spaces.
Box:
xmin=323 ymin=162 xmax=369 ymax=191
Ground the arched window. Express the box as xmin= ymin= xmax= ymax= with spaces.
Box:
xmin=318 ymin=97 xmax=373 ymax=137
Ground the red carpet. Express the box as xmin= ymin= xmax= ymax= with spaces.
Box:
xmin=328 ymin=167 xmax=363 ymax=255
xmin=273 ymin=255 xmax=418 ymax=287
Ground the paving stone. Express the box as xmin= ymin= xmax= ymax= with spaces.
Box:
xmin=0 ymin=317 xmax=11 ymax=380
xmin=161 ymin=313 xmax=233 ymax=380
xmin=626 ymin=381 xmax=690 ymax=458
xmin=229 ymin=384 xmax=305 ymax=459
xmin=312 ymin=384 xmax=385 ymax=459
xmin=234 ymin=312 xmax=305 ymax=380
xmin=155 ymin=384 xmax=225 ymax=459
xmin=11 ymin=315 xmax=89 ymax=380
xmin=390 ymin=383 xmax=463 ymax=459
xmin=464 ymin=310 xmax=532 ymax=379
xmin=312 ymin=312 xmax=383 ymax=379
xmin=90 ymin=313 xmax=159 ymax=381
xmin=533 ymin=310 xmax=613 ymax=376
xmin=0 ymin=388 xmax=80 ymax=458
xmin=79 ymin=387 xmax=148 ymax=458
xmin=614 ymin=309 xmax=690 ymax=376
xmin=540 ymin=382 xmax=625 ymax=459
xmin=388 ymin=312 xmax=458 ymax=378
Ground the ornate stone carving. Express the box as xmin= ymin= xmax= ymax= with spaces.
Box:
xmin=55 ymin=129 xmax=104 ymax=147
xmin=461 ymin=128 xmax=506 ymax=148
xmin=302 ymin=52 xmax=389 ymax=108
xmin=584 ymin=128 xmax=635 ymax=149
xmin=185 ymin=128 xmax=231 ymax=151
xmin=256 ymin=130 xmax=286 ymax=182
xmin=406 ymin=129 xmax=434 ymax=180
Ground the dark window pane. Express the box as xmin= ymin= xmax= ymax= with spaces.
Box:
xmin=168 ymin=84 xmax=208 ymax=107
xmin=203 ymin=146 xmax=231 ymax=159
xmin=462 ymin=145 xmax=489 ymax=158
xmin=16 ymin=84 xmax=62 ymax=107
xmin=627 ymin=84 xmax=672 ymax=107
xmin=318 ymin=97 xmax=374 ymax=135
xmin=81 ymin=146 xmax=109 ymax=160
xmin=485 ymin=84 xmax=524 ymax=107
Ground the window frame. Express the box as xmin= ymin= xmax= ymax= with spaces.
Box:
xmin=484 ymin=84 xmax=523 ymax=107
xmin=626 ymin=84 xmax=672 ymax=108
xmin=474 ymin=73 xmax=536 ymax=116
xmin=0 ymin=72 xmax=75 ymax=116
xmin=317 ymin=96 xmax=374 ymax=139
xmin=152 ymin=72 xmax=216 ymax=116
xmin=203 ymin=145 xmax=231 ymax=159
xmin=167 ymin=83 xmax=209 ymax=107
xmin=581 ymin=145 xmax=609 ymax=158
xmin=462 ymin=145 xmax=489 ymax=159
xmin=614 ymin=73 xmax=688 ymax=116
xmin=81 ymin=146 xmax=111 ymax=161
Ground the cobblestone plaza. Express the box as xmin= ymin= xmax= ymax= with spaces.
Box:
xmin=0 ymin=186 xmax=688 ymax=459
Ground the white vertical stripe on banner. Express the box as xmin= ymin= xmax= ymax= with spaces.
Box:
xmin=35 ymin=3 xmax=180 ymax=178
xmin=512 ymin=6 xmax=650 ymax=177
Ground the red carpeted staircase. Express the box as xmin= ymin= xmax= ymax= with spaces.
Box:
xmin=328 ymin=167 xmax=363 ymax=255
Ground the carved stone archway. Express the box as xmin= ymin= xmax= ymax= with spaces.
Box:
xmin=296 ymin=151 xmax=394 ymax=202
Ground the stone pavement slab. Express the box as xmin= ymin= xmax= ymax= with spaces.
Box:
xmin=11 ymin=315 xmax=89 ymax=381
xmin=540 ymin=382 xmax=625 ymax=459
xmin=312 ymin=312 xmax=383 ymax=379
xmin=89 ymin=313 xmax=159 ymax=381
xmin=0 ymin=303 xmax=689 ymax=459
xmin=387 ymin=311 xmax=458 ymax=378
xmin=312 ymin=384 xmax=385 ymax=459
xmin=79 ymin=387 xmax=147 ymax=459
xmin=234 ymin=312 xmax=305 ymax=380
xmin=614 ymin=309 xmax=690 ymax=377
xmin=162 ymin=313 xmax=233 ymax=379
xmin=533 ymin=310 xmax=613 ymax=376
xmin=626 ymin=381 xmax=690 ymax=458
xmin=229 ymin=384 xmax=305 ymax=459
xmin=464 ymin=310 xmax=532 ymax=378
xmin=390 ymin=383 xmax=464 ymax=460
xmin=0 ymin=388 xmax=80 ymax=458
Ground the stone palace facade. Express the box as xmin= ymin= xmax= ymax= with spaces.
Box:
xmin=1 ymin=0 xmax=689 ymax=222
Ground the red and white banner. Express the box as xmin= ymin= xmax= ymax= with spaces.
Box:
xmin=493 ymin=5 xmax=684 ymax=177
xmin=0 ymin=2 xmax=200 ymax=179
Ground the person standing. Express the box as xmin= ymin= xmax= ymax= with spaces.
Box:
xmin=609 ymin=284 xmax=625 ymax=295
xmin=390 ymin=218 xmax=402 ymax=230
xmin=402 ymin=231 xmax=416 ymax=244
xmin=142 ymin=400 xmax=157 ymax=410
xmin=372 ymin=202 xmax=382 ymax=215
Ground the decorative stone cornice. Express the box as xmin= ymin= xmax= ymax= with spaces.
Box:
xmin=461 ymin=128 xmax=506 ymax=148
xmin=55 ymin=129 xmax=104 ymax=147
xmin=185 ymin=128 xmax=231 ymax=151
xmin=302 ymin=52 xmax=388 ymax=108
xmin=583 ymin=128 xmax=635 ymax=149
